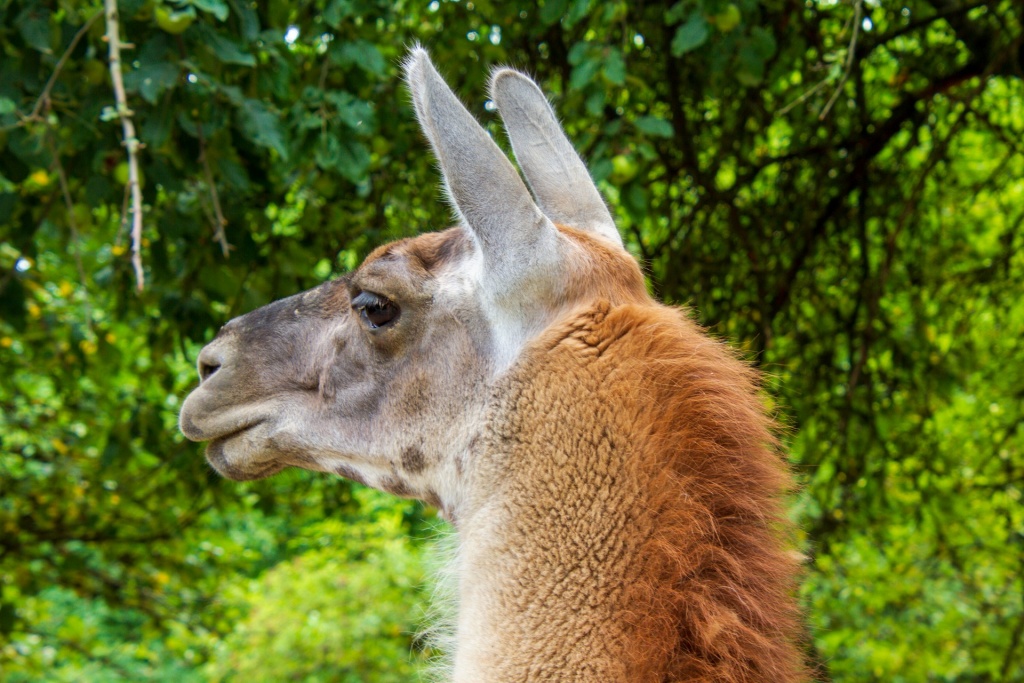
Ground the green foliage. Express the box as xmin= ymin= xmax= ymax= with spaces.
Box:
xmin=204 ymin=489 xmax=428 ymax=683
xmin=1 ymin=0 xmax=1022 ymax=680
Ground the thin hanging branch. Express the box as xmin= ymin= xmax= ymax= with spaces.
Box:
xmin=819 ymin=0 xmax=864 ymax=120
xmin=774 ymin=0 xmax=863 ymax=119
xmin=104 ymin=0 xmax=145 ymax=291
xmin=196 ymin=121 xmax=231 ymax=257
xmin=27 ymin=11 xmax=103 ymax=124
xmin=777 ymin=76 xmax=833 ymax=116
xmin=173 ymin=36 xmax=230 ymax=257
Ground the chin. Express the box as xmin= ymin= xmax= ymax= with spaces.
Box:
xmin=205 ymin=439 xmax=286 ymax=481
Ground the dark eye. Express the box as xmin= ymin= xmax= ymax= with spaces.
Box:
xmin=352 ymin=291 xmax=400 ymax=329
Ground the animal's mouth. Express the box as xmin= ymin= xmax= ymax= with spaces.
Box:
xmin=206 ymin=420 xmax=260 ymax=444
xmin=178 ymin=400 xmax=263 ymax=443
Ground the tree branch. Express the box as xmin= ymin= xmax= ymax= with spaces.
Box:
xmin=924 ymin=0 xmax=1024 ymax=78
xmin=863 ymin=1 xmax=989 ymax=54
xmin=25 ymin=11 xmax=103 ymax=123
xmin=819 ymin=0 xmax=863 ymax=120
xmin=197 ymin=121 xmax=231 ymax=257
xmin=768 ymin=59 xmax=990 ymax=324
xmin=104 ymin=0 xmax=145 ymax=291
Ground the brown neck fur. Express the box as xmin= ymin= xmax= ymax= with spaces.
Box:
xmin=464 ymin=280 xmax=807 ymax=681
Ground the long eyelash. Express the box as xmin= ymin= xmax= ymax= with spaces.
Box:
xmin=352 ymin=291 xmax=386 ymax=310
xmin=352 ymin=291 xmax=398 ymax=329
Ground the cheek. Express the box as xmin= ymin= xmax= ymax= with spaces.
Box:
xmin=249 ymin=328 xmax=330 ymax=393
xmin=320 ymin=350 xmax=386 ymax=415
xmin=311 ymin=325 xmax=366 ymax=398
xmin=393 ymin=370 xmax=433 ymax=417
xmin=336 ymin=381 xmax=386 ymax=415
xmin=401 ymin=336 xmax=487 ymax=419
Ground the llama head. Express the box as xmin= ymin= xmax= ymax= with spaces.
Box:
xmin=178 ymin=47 xmax=646 ymax=513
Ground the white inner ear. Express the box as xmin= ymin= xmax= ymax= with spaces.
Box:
xmin=403 ymin=48 xmax=561 ymax=290
xmin=404 ymin=48 xmax=571 ymax=370
xmin=490 ymin=68 xmax=622 ymax=246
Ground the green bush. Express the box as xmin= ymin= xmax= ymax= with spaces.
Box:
xmin=205 ymin=490 xmax=430 ymax=683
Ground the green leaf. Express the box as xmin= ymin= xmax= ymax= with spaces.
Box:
xmin=325 ymin=92 xmax=375 ymax=131
xmin=565 ymin=0 xmax=591 ymax=27
xmin=14 ymin=7 xmax=51 ymax=54
xmin=603 ymin=48 xmax=626 ymax=86
xmin=197 ymin=25 xmax=256 ymax=67
xmin=567 ymin=41 xmax=589 ymax=66
xmin=7 ymin=127 xmax=49 ymax=167
xmin=314 ymin=135 xmax=341 ymax=173
xmin=237 ymin=99 xmax=288 ymax=159
xmin=218 ymin=157 xmax=252 ymax=191
xmin=749 ymin=26 xmax=778 ymax=60
xmin=323 ymin=0 xmax=354 ymax=28
xmin=736 ymin=28 xmax=777 ymax=86
xmin=665 ymin=1 xmax=691 ymax=25
xmin=625 ymin=184 xmax=648 ymax=218
xmin=735 ymin=52 xmax=763 ymax=85
xmin=0 ymin=602 xmax=16 ymax=634
xmin=227 ymin=0 xmax=260 ymax=39
xmin=0 ymin=98 xmax=17 ymax=116
xmin=590 ymin=157 xmax=613 ymax=183
xmin=540 ymin=0 xmax=569 ymax=26
xmin=192 ymin=0 xmax=230 ymax=21
xmin=570 ymin=59 xmax=601 ymax=90
xmin=141 ymin=104 xmax=174 ymax=148
xmin=0 ymin=274 xmax=26 ymax=332
xmin=337 ymin=140 xmax=371 ymax=182
xmin=124 ymin=63 xmax=181 ymax=104
xmin=672 ymin=14 xmax=710 ymax=56
xmin=635 ymin=116 xmax=674 ymax=138
xmin=330 ymin=40 xmax=387 ymax=76
xmin=875 ymin=413 xmax=893 ymax=439
xmin=199 ymin=265 xmax=238 ymax=297
xmin=217 ymin=82 xmax=245 ymax=106
xmin=120 ymin=0 xmax=150 ymax=17
xmin=585 ymin=89 xmax=606 ymax=117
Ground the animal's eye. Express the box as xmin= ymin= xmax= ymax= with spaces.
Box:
xmin=351 ymin=291 xmax=400 ymax=329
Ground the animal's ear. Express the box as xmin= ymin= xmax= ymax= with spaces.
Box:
xmin=490 ymin=68 xmax=621 ymax=246
xmin=403 ymin=47 xmax=559 ymax=291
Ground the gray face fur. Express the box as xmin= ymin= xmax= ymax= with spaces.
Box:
xmin=179 ymin=47 xmax=621 ymax=516
xmin=179 ymin=229 xmax=488 ymax=509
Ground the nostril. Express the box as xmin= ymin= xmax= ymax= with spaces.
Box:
xmin=199 ymin=360 xmax=221 ymax=382
xmin=197 ymin=345 xmax=227 ymax=383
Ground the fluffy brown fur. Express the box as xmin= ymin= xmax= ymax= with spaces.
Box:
xmin=466 ymin=229 xmax=807 ymax=682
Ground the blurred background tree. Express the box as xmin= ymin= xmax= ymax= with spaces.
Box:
xmin=0 ymin=0 xmax=1021 ymax=680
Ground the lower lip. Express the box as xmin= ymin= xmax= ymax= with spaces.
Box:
xmin=205 ymin=428 xmax=283 ymax=480
xmin=204 ymin=422 xmax=258 ymax=466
